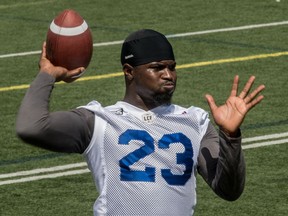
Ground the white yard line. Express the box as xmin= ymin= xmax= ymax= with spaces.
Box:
xmin=242 ymin=131 xmax=288 ymax=143
xmin=0 ymin=162 xmax=86 ymax=179
xmin=1 ymin=20 xmax=288 ymax=59
xmin=0 ymin=131 xmax=287 ymax=186
xmin=166 ymin=20 xmax=288 ymax=38
xmin=0 ymin=168 xmax=89 ymax=186
xmin=0 ymin=1 xmax=55 ymax=9
xmin=242 ymin=138 xmax=288 ymax=150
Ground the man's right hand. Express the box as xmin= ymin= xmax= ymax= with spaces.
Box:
xmin=39 ymin=41 xmax=85 ymax=83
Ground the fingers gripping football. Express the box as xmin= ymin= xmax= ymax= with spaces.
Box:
xmin=39 ymin=42 xmax=85 ymax=83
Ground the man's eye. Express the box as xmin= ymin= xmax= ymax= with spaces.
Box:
xmin=149 ymin=63 xmax=176 ymax=71
xmin=150 ymin=65 xmax=164 ymax=70
xmin=168 ymin=64 xmax=176 ymax=71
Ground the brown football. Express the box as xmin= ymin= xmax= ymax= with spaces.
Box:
xmin=46 ymin=9 xmax=93 ymax=72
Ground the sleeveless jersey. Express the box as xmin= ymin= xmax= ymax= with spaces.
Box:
xmin=81 ymin=101 xmax=210 ymax=216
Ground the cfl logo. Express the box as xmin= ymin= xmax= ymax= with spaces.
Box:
xmin=142 ymin=113 xmax=155 ymax=123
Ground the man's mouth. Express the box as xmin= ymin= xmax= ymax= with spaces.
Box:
xmin=162 ymin=81 xmax=175 ymax=90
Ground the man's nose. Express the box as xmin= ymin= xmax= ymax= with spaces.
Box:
xmin=162 ymin=67 xmax=174 ymax=80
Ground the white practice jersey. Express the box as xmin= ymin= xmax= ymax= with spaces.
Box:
xmin=82 ymin=101 xmax=210 ymax=216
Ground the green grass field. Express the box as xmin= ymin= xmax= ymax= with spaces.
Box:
xmin=1 ymin=0 xmax=288 ymax=215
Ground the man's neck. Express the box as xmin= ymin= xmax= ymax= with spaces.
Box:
xmin=123 ymin=95 xmax=171 ymax=111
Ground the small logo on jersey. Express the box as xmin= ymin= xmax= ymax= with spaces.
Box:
xmin=142 ymin=113 xmax=155 ymax=123
xmin=114 ymin=108 xmax=124 ymax=115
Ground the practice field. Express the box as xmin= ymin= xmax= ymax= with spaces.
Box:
xmin=0 ymin=0 xmax=287 ymax=215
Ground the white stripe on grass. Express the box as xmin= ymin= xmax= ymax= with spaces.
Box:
xmin=0 ymin=132 xmax=287 ymax=186
xmin=1 ymin=20 xmax=288 ymax=59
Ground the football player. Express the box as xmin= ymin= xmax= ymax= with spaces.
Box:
xmin=16 ymin=29 xmax=265 ymax=215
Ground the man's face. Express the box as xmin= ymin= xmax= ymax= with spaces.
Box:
xmin=132 ymin=60 xmax=177 ymax=104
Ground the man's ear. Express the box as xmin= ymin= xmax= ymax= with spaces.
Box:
xmin=123 ymin=63 xmax=134 ymax=81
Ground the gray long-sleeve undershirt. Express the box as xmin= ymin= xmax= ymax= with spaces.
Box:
xmin=16 ymin=72 xmax=245 ymax=201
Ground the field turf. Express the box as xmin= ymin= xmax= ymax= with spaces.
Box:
xmin=0 ymin=0 xmax=287 ymax=215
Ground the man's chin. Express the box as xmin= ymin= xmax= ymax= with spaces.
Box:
xmin=154 ymin=92 xmax=173 ymax=104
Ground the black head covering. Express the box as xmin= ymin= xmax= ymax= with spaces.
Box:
xmin=121 ymin=29 xmax=175 ymax=66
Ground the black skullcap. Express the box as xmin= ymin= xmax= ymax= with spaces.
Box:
xmin=121 ymin=29 xmax=175 ymax=66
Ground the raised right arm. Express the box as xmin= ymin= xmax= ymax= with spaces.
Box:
xmin=16 ymin=72 xmax=94 ymax=153
xmin=16 ymin=42 xmax=94 ymax=153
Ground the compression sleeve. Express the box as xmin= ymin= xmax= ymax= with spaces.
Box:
xmin=16 ymin=72 xmax=94 ymax=153
xmin=197 ymin=122 xmax=245 ymax=201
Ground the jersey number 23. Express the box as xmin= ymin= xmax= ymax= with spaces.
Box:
xmin=118 ymin=129 xmax=194 ymax=186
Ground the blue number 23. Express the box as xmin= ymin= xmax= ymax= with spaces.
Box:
xmin=118 ymin=129 xmax=193 ymax=186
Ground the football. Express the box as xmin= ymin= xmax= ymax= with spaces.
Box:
xmin=46 ymin=9 xmax=93 ymax=72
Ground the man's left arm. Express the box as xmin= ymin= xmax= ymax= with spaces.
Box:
xmin=197 ymin=122 xmax=245 ymax=201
